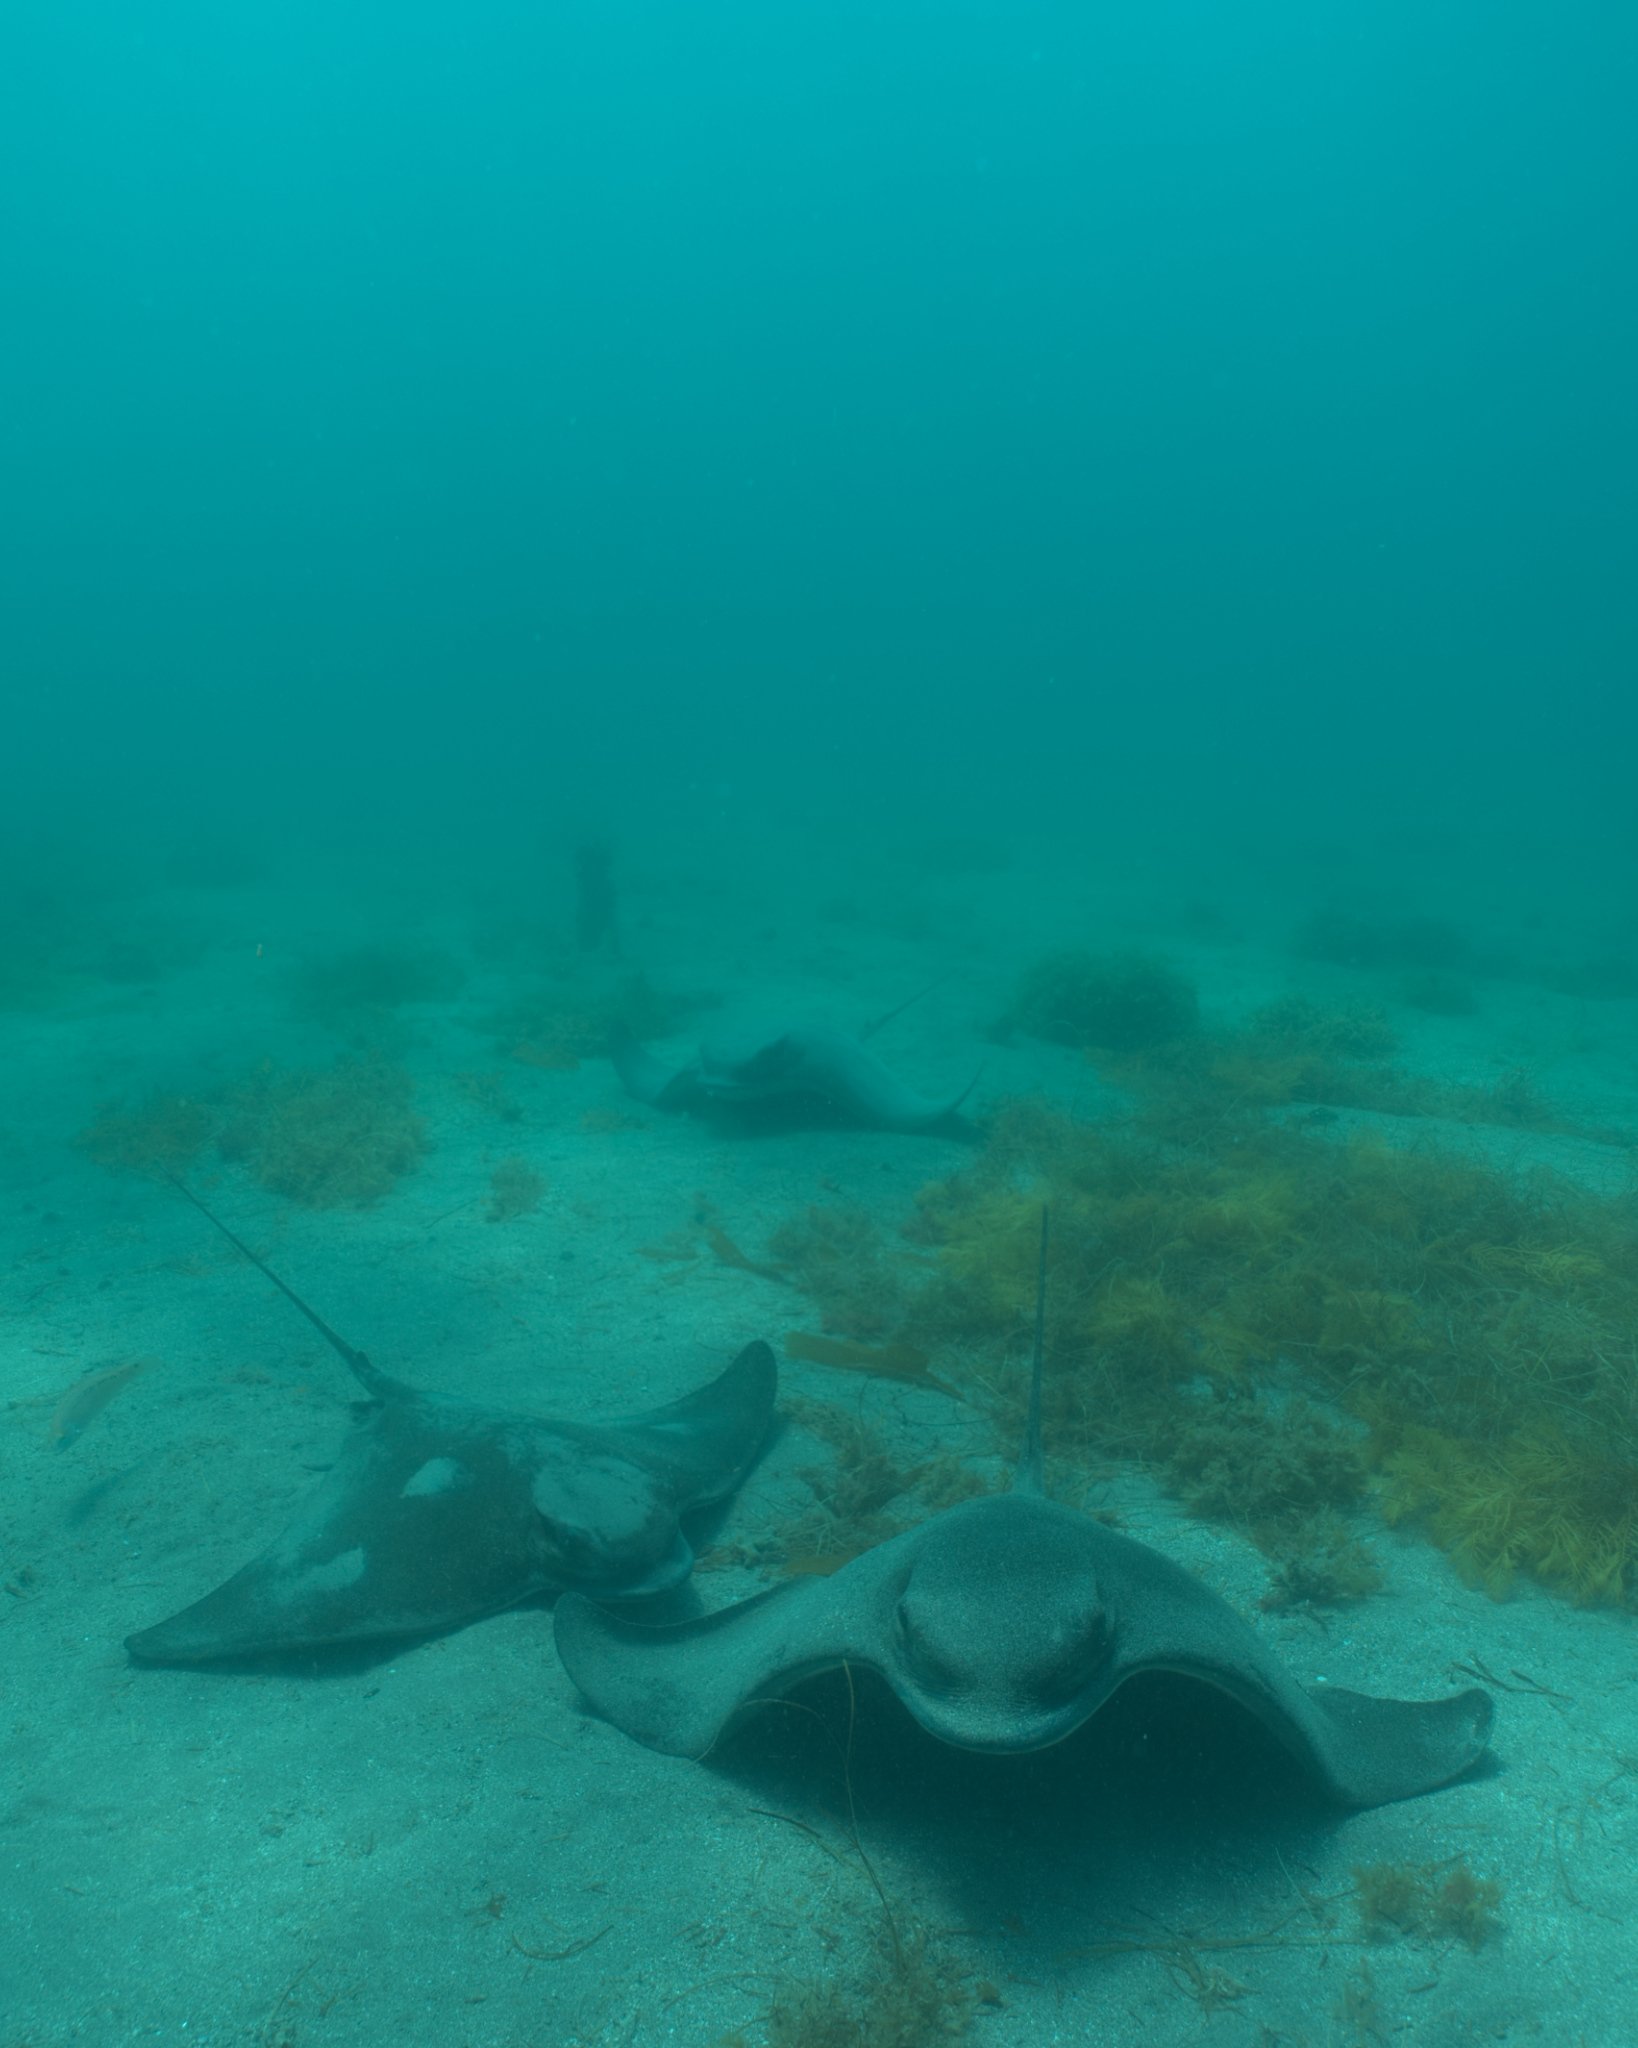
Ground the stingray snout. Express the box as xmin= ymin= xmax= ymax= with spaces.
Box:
xmin=890 ymin=1567 xmax=1116 ymax=1753
xmin=898 ymin=1672 xmax=1106 ymax=1756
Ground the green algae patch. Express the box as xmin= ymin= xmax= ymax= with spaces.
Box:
xmin=216 ymin=1058 xmax=427 ymax=1207
xmin=485 ymin=1156 xmax=547 ymax=1222
xmin=765 ymin=1074 xmax=1638 ymax=1608
xmin=757 ymin=1927 xmax=973 ymax=2046
xmin=766 ymin=1204 xmax=917 ymax=1341
xmin=79 ymin=1056 xmax=431 ymax=1211
xmin=998 ymin=949 xmax=1199 ymax=1051
xmin=1352 ymin=1857 xmax=1504 ymax=1949
xmin=78 ymin=1091 xmax=217 ymax=1175
xmin=1379 ymin=1422 xmax=1638 ymax=1603
xmin=485 ymin=969 xmax=699 ymax=1070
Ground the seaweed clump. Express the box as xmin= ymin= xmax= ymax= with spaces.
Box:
xmin=1168 ymin=1390 xmax=1368 ymax=1525
xmin=998 ymin=950 xmax=1198 ymax=1051
xmin=486 ymin=969 xmax=697 ymax=1070
xmin=1352 ymin=1858 xmax=1503 ymax=1949
xmin=1165 ymin=1389 xmax=1383 ymax=1606
xmin=1379 ymin=1423 xmax=1638 ymax=1603
xmin=1258 ymin=1513 xmax=1384 ymax=1612
xmin=767 ymin=1205 xmax=916 ymax=1341
xmin=726 ymin=1402 xmax=919 ymax=1578
xmin=77 ymin=1061 xmax=427 ymax=1211
xmin=879 ymin=1087 xmax=1638 ymax=1607
xmin=735 ymin=1927 xmax=971 ymax=2048
xmin=77 ymin=1091 xmax=216 ymax=1175
xmin=217 ymin=1058 xmax=427 ymax=1207
xmin=485 ymin=1157 xmax=546 ymax=1223
xmin=1105 ymin=995 xmax=1425 ymax=1140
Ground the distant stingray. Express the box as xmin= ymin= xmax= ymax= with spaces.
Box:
xmin=556 ymin=1215 xmax=1493 ymax=1808
xmin=127 ymin=1184 xmax=776 ymax=1664
xmin=612 ymin=988 xmax=977 ymax=1134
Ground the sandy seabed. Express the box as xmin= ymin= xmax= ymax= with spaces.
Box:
xmin=3 ymin=823 xmax=1636 ymax=2048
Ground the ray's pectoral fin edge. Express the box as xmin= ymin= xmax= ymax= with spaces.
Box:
xmin=125 ymin=1343 xmax=777 ymax=1664
xmin=614 ymin=1340 xmax=780 ymax=1505
xmin=554 ymin=1578 xmax=845 ymax=1758
xmin=608 ymin=1027 xmax=703 ymax=1110
xmin=1289 ymin=1680 xmax=1495 ymax=1808
xmin=126 ymin=1181 xmax=780 ymax=1666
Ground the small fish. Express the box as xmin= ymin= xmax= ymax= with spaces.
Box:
xmin=49 ymin=1360 xmax=150 ymax=1450
xmin=783 ymin=1330 xmax=956 ymax=1395
xmin=706 ymin=1227 xmax=789 ymax=1283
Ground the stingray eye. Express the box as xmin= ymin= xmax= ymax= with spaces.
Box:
xmin=894 ymin=1598 xmax=963 ymax=1693
xmin=537 ymin=1515 xmax=599 ymax=1578
xmin=1037 ymin=1607 xmax=1112 ymax=1704
xmin=892 ymin=1598 xmax=929 ymax=1664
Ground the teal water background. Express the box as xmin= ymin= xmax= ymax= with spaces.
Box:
xmin=4 ymin=3 xmax=1634 ymax=860
xmin=5 ymin=13 xmax=1638 ymax=2045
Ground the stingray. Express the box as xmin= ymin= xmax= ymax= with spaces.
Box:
xmin=611 ymin=988 xmax=977 ymax=1134
xmin=126 ymin=1184 xmax=777 ymax=1664
xmin=556 ymin=1215 xmax=1494 ymax=1808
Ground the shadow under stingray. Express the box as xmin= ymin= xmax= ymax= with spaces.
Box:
xmin=684 ymin=1661 xmax=1477 ymax=1975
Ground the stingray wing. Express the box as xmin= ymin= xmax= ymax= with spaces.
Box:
xmin=126 ymin=1393 xmax=554 ymax=1662
xmin=554 ymin=1570 xmax=884 ymax=1757
xmin=698 ymin=1030 xmax=806 ymax=1100
xmin=127 ymin=1347 xmax=778 ymax=1664
xmin=1097 ymin=1527 xmax=1493 ymax=1806
xmin=813 ymin=1036 xmax=979 ymax=1132
xmin=603 ymin=1341 xmax=777 ymax=1508
xmin=609 ymin=1027 xmax=704 ymax=1109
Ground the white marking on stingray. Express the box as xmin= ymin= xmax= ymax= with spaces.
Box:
xmin=297 ymin=1547 xmax=367 ymax=1595
xmin=402 ymin=1456 xmax=470 ymax=1498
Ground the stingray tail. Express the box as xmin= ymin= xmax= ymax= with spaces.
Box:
xmin=163 ymin=1175 xmax=394 ymax=1398
xmin=1014 ymin=1206 xmax=1048 ymax=1494
xmin=942 ymin=1062 xmax=984 ymax=1122
xmin=859 ymin=973 xmax=956 ymax=1043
